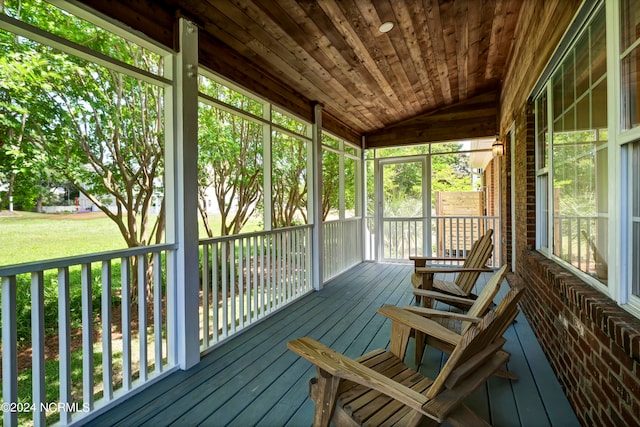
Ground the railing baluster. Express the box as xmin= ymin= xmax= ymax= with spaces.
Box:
xmin=58 ymin=268 xmax=72 ymax=425
xmin=212 ymin=243 xmax=219 ymax=342
xmin=230 ymin=241 xmax=236 ymax=333
xmin=154 ymin=252 xmax=163 ymax=373
xmin=288 ymin=230 xmax=293 ymax=300
xmin=2 ymin=276 xmax=18 ymax=427
xmin=31 ymin=271 xmax=45 ymax=427
xmin=221 ymin=242 xmax=228 ymax=337
xmin=121 ymin=257 xmax=132 ymax=391
xmin=260 ymin=234 xmax=265 ymax=315
xmin=101 ymin=260 xmax=113 ymax=401
xmin=239 ymin=238 xmax=245 ymax=328
xmin=252 ymin=235 xmax=258 ymax=321
xmin=244 ymin=237 xmax=253 ymax=324
xmin=202 ymin=244 xmax=209 ymax=347
xmin=266 ymin=234 xmax=271 ymax=314
xmin=81 ymin=263 xmax=94 ymax=410
xmin=137 ymin=254 xmax=147 ymax=382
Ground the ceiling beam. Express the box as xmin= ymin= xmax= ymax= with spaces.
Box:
xmin=364 ymin=89 xmax=498 ymax=148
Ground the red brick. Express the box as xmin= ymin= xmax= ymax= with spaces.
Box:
xmin=622 ymin=367 xmax=640 ymax=399
xmin=609 ymin=372 xmax=632 ymax=406
xmin=610 ymin=342 xmax=635 ymax=372
xmin=620 ymin=402 xmax=640 ymax=426
xmin=601 ymin=347 xmax=622 ymax=376
xmin=610 ymin=407 xmax=624 ymax=427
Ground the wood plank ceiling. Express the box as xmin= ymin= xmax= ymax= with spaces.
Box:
xmin=80 ymin=0 xmax=524 ymax=147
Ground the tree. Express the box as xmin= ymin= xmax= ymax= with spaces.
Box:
xmin=322 ymin=148 xmax=339 ymax=220
xmin=272 ymin=131 xmax=308 ymax=227
xmin=197 ymin=80 xmax=263 ymax=237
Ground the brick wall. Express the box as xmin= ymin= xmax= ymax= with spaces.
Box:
xmin=509 ymin=104 xmax=640 ymax=426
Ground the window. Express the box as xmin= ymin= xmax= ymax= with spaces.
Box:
xmin=322 ymin=133 xmax=362 ymax=221
xmin=535 ymin=1 xmax=640 ymax=315
xmin=621 ymin=0 xmax=640 ymax=129
xmin=535 ymin=6 xmax=608 ymax=284
xmin=632 ymin=141 xmax=640 ymax=297
xmin=197 ymin=72 xmax=312 ymax=236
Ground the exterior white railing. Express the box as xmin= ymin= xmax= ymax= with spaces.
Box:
xmin=366 ymin=215 xmax=501 ymax=268
xmin=198 ymin=225 xmax=313 ymax=352
xmin=0 ymin=244 xmax=176 ymax=427
xmin=553 ymin=215 xmax=606 ymax=280
xmin=323 ymin=218 xmax=362 ymax=281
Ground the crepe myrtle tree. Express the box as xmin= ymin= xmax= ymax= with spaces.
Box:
xmin=197 ymin=99 xmax=263 ymax=238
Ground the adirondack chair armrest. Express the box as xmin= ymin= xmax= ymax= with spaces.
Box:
xmin=412 ymin=289 xmax=475 ymax=307
xmin=409 ymin=255 xmax=466 ymax=268
xmin=377 ymin=305 xmax=461 ymax=345
xmin=414 ymin=266 xmax=493 ymax=274
xmin=403 ymin=305 xmax=482 ymax=324
xmin=287 ymin=337 xmax=429 ymax=413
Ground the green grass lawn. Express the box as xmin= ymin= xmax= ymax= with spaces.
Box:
xmin=0 ymin=211 xmax=128 ymax=266
xmin=0 ymin=210 xmax=262 ymax=267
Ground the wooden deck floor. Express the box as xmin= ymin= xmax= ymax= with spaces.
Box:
xmin=88 ymin=262 xmax=580 ymax=427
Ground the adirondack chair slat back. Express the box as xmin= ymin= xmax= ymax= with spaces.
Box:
xmin=425 ymin=284 xmax=524 ymax=400
xmin=425 ymin=310 xmax=499 ymax=399
xmin=461 ymin=264 xmax=507 ymax=332
xmin=455 ymin=229 xmax=494 ymax=294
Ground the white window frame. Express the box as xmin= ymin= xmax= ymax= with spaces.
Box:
xmin=534 ymin=0 xmax=640 ymax=318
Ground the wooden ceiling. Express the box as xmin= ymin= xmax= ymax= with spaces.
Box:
xmin=79 ymin=0 xmax=524 ymax=147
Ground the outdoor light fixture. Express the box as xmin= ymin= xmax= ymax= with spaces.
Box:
xmin=379 ymin=21 xmax=394 ymax=33
xmin=492 ymin=135 xmax=504 ymax=157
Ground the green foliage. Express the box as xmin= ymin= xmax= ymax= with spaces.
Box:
xmin=272 ymin=130 xmax=308 ymax=227
xmin=197 ymin=96 xmax=263 ymax=236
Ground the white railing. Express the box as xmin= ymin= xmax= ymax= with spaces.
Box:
xmin=323 ymin=218 xmax=362 ymax=281
xmin=198 ymin=225 xmax=313 ymax=352
xmin=366 ymin=215 xmax=501 ymax=267
xmin=553 ymin=215 xmax=606 ymax=280
xmin=0 ymin=244 xmax=176 ymax=427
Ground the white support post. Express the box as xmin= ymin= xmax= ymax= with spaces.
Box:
xmin=263 ymin=104 xmax=272 ymax=231
xmin=360 ymin=136 xmax=366 ymax=262
xmin=166 ymin=18 xmax=200 ymax=369
xmin=311 ymin=103 xmax=324 ymax=290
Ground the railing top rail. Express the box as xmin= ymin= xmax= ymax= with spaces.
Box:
xmin=553 ymin=215 xmax=600 ymax=219
xmin=198 ymin=224 xmax=312 ymax=245
xmin=0 ymin=243 xmax=177 ymax=277
xmin=381 ymin=215 xmax=500 ymax=221
xmin=323 ymin=217 xmax=362 ymax=225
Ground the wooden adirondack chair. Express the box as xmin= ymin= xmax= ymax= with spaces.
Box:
xmin=410 ymin=229 xmax=494 ymax=308
xmin=288 ymin=302 xmax=514 ymax=426
xmin=407 ymin=275 xmax=523 ymax=380
xmin=406 ymin=265 xmax=508 ymax=365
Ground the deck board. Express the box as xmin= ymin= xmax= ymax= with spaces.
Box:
xmin=87 ymin=263 xmax=579 ymax=427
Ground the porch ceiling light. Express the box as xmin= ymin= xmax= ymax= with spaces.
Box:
xmin=379 ymin=21 xmax=394 ymax=33
xmin=492 ymin=135 xmax=504 ymax=157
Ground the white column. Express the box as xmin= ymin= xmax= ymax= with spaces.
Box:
xmin=263 ymin=104 xmax=272 ymax=231
xmin=360 ymin=136 xmax=366 ymax=262
xmin=311 ymin=103 xmax=324 ymax=290
xmin=166 ymin=18 xmax=200 ymax=369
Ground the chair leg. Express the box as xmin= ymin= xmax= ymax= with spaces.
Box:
xmin=309 ymin=369 xmax=340 ymax=427
xmin=495 ymin=366 xmax=518 ymax=380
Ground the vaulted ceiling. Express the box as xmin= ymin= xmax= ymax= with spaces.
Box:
xmin=80 ymin=0 xmax=525 ymax=147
